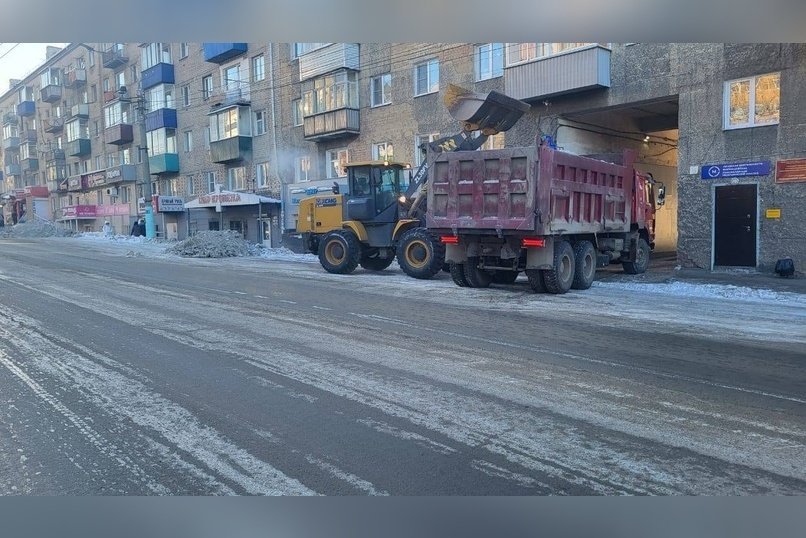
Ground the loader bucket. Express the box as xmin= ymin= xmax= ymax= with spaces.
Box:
xmin=444 ymin=84 xmax=531 ymax=134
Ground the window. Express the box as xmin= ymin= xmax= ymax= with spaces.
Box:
xmin=95 ymin=156 xmax=102 ymax=170
xmin=120 ymin=147 xmax=131 ymax=164
xmin=295 ymin=156 xmax=311 ymax=182
xmin=65 ymin=118 xmax=88 ymax=141
xmin=292 ymin=99 xmax=303 ymax=126
xmin=91 ymin=84 xmax=97 ymax=102
xmin=186 ymin=175 xmax=195 ymax=195
xmin=115 ymin=70 xmax=126 ymax=91
xmin=181 ymin=85 xmax=190 ymax=107
xmin=415 ymin=133 xmax=440 ymax=166
xmin=202 ymin=75 xmax=213 ymax=100
xmin=204 ymin=126 xmax=210 ymax=147
xmin=252 ymin=55 xmax=265 ymax=82
xmin=224 ymin=64 xmax=240 ymax=92
xmin=326 ymin=149 xmax=349 ymax=178
xmin=107 ymin=153 xmax=118 ymax=168
xmin=130 ymin=64 xmax=138 ymax=83
xmin=301 ymin=70 xmax=358 ymax=117
xmin=141 ymin=43 xmax=172 ymax=70
xmin=475 ymin=43 xmax=504 ymax=81
xmin=372 ymin=142 xmax=394 ymax=161
xmin=81 ymin=160 xmax=89 ymax=173
xmin=370 ymin=73 xmax=392 ymax=107
xmin=145 ymin=84 xmax=175 ymax=112
xmin=103 ymin=102 xmax=129 ymax=127
xmin=94 ymin=120 xmax=100 ymax=136
xmin=724 ymin=72 xmax=780 ymax=129
xmin=97 ymin=190 xmax=103 ymax=205
xmin=505 ymin=43 xmax=599 ymax=66
xmin=121 ymin=185 xmax=130 ymax=203
xmin=146 ymin=128 xmax=176 ymax=156
xmin=291 ymin=43 xmax=329 ymax=59
xmin=183 ymin=130 xmax=193 ymax=152
xmin=256 ymin=162 xmax=270 ymax=188
xmin=254 ymin=110 xmax=266 ymax=135
xmin=205 ymin=171 xmax=216 ymax=192
xmin=180 ymin=43 xmax=189 ymax=59
xmin=209 ymin=106 xmax=251 ymax=141
xmin=89 ymin=51 xmax=94 ymax=67
xmin=227 ymin=167 xmax=247 ymax=190
xmin=103 ymin=78 xmax=110 ymax=92
xmin=414 ymin=59 xmax=439 ymax=96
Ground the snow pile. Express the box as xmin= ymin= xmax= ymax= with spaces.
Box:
xmin=165 ymin=230 xmax=253 ymax=258
xmin=594 ymin=280 xmax=806 ymax=307
xmin=255 ymin=246 xmax=319 ymax=264
xmin=3 ymin=218 xmax=75 ymax=238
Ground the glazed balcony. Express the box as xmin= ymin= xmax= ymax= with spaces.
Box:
xmin=41 ymin=84 xmax=63 ymax=103
xmin=141 ymin=63 xmax=175 ymax=90
xmin=2 ymin=136 xmax=20 ymax=150
xmin=209 ymin=136 xmax=252 ymax=164
xmin=65 ymin=138 xmax=91 ymax=157
xmin=303 ymin=107 xmax=360 ymax=141
xmin=203 ymin=43 xmax=248 ymax=64
xmin=65 ymin=69 xmax=87 ymax=88
xmin=102 ymin=46 xmax=128 ymax=69
xmin=298 ymin=43 xmax=359 ymax=81
xmin=104 ymin=123 xmax=134 ymax=145
xmin=70 ymin=103 xmax=90 ymax=118
xmin=2 ymin=112 xmax=17 ymax=125
xmin=148 ymin=153 xmax=179 ymax=174
xmin=21 ymin=157 xmax=39 ymax=173
xmin=504 ymin=44 xmax=611 ymax=101
xmin=145 ymin=108 xmax=177 ymax=131
xmin=4 ymin=163 xmax=20 ymax=176
xmin=16 ymin=100 xmax=35 ymax=117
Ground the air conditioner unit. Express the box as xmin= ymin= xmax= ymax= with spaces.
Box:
xmin=106 ymin=187 xmax=118 ymax=197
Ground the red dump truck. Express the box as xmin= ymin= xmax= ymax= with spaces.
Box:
xmin=426 ymin=139 xmax=665 ymax=293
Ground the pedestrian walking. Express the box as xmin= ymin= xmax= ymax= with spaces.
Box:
xmin=130 ymin=219 xmax=142 ymax=237
xmin=102 ymin=221 xmax=113 ymax=237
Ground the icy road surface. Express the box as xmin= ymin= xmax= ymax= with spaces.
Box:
xmin=0 ymin=236 xmax=804 ymax=495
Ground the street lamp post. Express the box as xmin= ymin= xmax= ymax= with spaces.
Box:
xmin=118 ymin=86 xmax=156 ymax=239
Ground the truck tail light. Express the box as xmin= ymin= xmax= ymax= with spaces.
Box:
xmin=522 ymin=238 xmax=545 ymax=248
xmin=440 ymin=235 xmax=459 ymax=244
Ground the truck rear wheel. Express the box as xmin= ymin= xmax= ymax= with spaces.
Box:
xmin=572 ymin=241 xmax=596 ymax=290
xmin=397 ymin=227 xmax=445 ymax=279
xmin=543 ymin=240 xmax=575 ymax=294
xmin=318 ymin=230 xmax=361 ymax=274
xmin=491 ymin=271 xmax=519 ymax=284
xmin=526 ymin=270 xmax=546 ymax=293
xmin=360 ymin=255 xmax=394 ymax=271
xmin=450 ymin=263 xmax=469 ymax=287
xmin=463 ymin=257 xmax=493 ymax=288
xmin=622 ymin=237 xmax=650 ymax=275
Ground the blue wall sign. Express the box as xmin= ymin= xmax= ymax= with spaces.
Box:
xmin=701 ymin=161 xmax=771 ymax=179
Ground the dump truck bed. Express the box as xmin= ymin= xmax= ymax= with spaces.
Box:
xmin=426 ymin=144 xmax=637 ymax=236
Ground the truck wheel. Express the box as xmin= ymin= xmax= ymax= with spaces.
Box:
xmin=622 ymin=237 xmax=650 ymax=275
xmin=571 ymin=241 xmax=596 ymax=290
xmin=491 ymin=271 xmax=519 ymax=284
xmin=463 ymin=257 xmax=493 ymax=288
xmin=542 ymin=240 xmax=575 ymax=294
xmin=397 ymin=227 xmax=445 ymax=279
xmin=318 ymin=230 xmax=361 ymax=274
xmin=526 ymin=270 xmax=547 ymax=293
xmin=360 ymin=255 xmax=394 ymax=271
xmin=450 ymin=263 xmax=469 ymax=287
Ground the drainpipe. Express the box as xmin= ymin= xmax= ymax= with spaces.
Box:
xmin=267 ymin=42 xmax=282 ymax=233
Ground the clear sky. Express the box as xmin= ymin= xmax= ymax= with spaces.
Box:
xmin=0 ymin=43 xmax=69 ymax=94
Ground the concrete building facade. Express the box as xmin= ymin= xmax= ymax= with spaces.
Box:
xmin=1 ymin=43 xmax=804 ymax=274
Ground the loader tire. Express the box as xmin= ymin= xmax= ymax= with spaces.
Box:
xmin=491 ymin=271 xmax=520 ymax=284
xmin=318 ymin=230 xmax=361 ymax=275
xmin=450 ymin=263 xmax=469 ymax=287
xmin=542 ymin=240 xmax=575 ymax=294
xmin=463 ymin=257 xmax=493 ymax=288
xmin=571 ymin=241 xmax=596 ymax=290
xmin=622 ymin=237 xmax=650 ymax=275
xmin=397 ymin=227 xmax=445 ymax=280
xmin=526 ymin=269 xmax=547 ymax=293
xmin=360 ymin=255 xmax=394 ymax=271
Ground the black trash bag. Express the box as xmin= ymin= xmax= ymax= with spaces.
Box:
xmin=775 ymin=258 xmax=795 ymax=278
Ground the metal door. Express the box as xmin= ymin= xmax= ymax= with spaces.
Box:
xmin=714 ymin=184 xmax=757 ymax=267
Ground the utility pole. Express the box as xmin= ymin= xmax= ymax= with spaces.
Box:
xmin=119 ymin=86 xmax=155 ymax=239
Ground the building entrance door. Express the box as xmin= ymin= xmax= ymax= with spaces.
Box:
xmin=714 ymin=184 xmax=757 ymax=267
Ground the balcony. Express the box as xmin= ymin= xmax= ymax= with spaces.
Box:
xmin=43 ymin=117 xmax=65 ymax=133
xmin=298 ymin=43 xmax=359 ymax=81
xmin=2 ymin=136 xmax=20 ymax=150
xmin=65 ymin=138 xmax=91 ymax=157
xmin=41 ymin=84 xmax=63 ymax=103
xmin=209 ymin=84 xmax=251 ymax=109
xmin=149 ymin=153 xmax=179 ymax=174
xmin=20 ymin=130 xmax=36 ymax=145
xmin=103 ymin=90 xmax=119 ymax=104
xmin=141 ymin=63 xmax=175 ymax=90
xmin=48 ymin=177 xmax=69 ymax=194
xmin=303 ymin=108 xmax=360 ymax=141
xmin=3 ymin=112 xmax=18 ymax=125
xmin=209 ymin=136 xmax=252 ymax=164
xmin=70 ymin=103 xmax=89 ymax=118
xmin=102 ymin=47 xmax=128 ymax=69
xmin=16 ymin=101 xmax=35 ymax=117
xmin=65 ymin=68 xmax=87 ymax=88
xmin=504 ymin=45 xmax=611 ymax=101
xmin=4 ymin=163 xmax=20 ymax=176
xmin=104 ymin=123 xmax=134 ymax=145
xmin=203 ymin=43 xmax=248 ymax=64
xmin=21 ymin=157 xmax=39 ymax=173
xmin=145 ymin=108 xmax=177 ymax=131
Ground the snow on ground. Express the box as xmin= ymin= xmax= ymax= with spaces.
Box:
xmin=593 ymin=280 xmax=806 ymax=308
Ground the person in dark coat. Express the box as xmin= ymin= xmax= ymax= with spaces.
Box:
xmin=130 ymin=218 xmax=143 ymax=237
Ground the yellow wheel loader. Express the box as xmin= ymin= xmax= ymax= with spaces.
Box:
xmin=295 ymin=84 xmax=530 ymax=279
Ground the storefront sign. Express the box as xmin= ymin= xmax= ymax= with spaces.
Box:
xmin=765 ymin=208 xmax=781 ymax=219
xmin=701 ymin=161 xmax=771 ymax=179
xmin=105 ymin=164 xmax=137 ymax=183
xmin=67 ymin=176 xmax=85 ymax=191
xmin=24 ymin=185 xmax=49 ymax=197
xmin=197 ymin=193 xmax=242 ymax=205
xmin=62 ymin=205 xmax=97 ymax=218
xmin=775 ymin=158 xmax=806 ymax=183
xmin=82 ymin=170 xmax=107 ymax=188
xmin=155 ymin=196 xmax=185 ymax=212
xmin=96 ymin=203 xmax=130 ymax=216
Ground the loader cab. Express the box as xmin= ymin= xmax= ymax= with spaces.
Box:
xmin=345 ymin=161 xmax=411 ymax=224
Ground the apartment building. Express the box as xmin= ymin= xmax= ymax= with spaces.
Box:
xmin=2 ymin=43 xmax=804 ymax=273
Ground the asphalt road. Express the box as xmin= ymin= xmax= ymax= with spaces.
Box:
xmin=1 ymin=238 xmax=804 ymax=495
